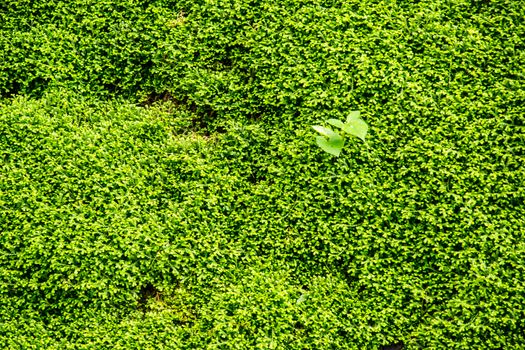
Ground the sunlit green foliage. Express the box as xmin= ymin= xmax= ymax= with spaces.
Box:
xmin=1 ymin=0 xmax=524 ymax=348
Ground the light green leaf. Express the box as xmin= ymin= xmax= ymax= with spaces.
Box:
xmin=312 ymin=125 xmax=338 ymax=137
xmin=316 ymin=134 xmax=344 ymax=156
xmin=326 ymin=118 xmax=345 ymax=130
xmin=346 ymin=110 xmax=361 ymax=123
xmin=342 ymin=113 xmax=368 ymax=142
xmin=296 ymin=293 xmax=307 ymax=304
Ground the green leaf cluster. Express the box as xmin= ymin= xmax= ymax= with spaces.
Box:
xmin=313 ymin=111 xmax=368 ymax=156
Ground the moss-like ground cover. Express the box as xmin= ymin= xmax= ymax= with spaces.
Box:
xmin=1 ymin=0 xmax=524 ymax=348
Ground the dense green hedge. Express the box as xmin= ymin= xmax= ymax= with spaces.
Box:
xmin=1 ymin=0 xmax=524 ymax=348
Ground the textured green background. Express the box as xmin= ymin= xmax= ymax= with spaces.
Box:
xmin=1 ymin=0 xmax=524 ymax=348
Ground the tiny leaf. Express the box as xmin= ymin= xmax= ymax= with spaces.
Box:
xmin=297 ymin=294 xmax=307 ymax=304
xmin=342 ymin=113 xmax=368 ymax=142
xmin=312 ymin=125 xmax=338 ymax=137
xmin=346 ymin=110 xmax=361 ymax=123
xmin=326 ymin=118 xmax=345 ymax=130
xmin=316 ymin=134 xmax=344 ymax=156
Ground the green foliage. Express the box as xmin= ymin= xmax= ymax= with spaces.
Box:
xmin=1 ymin=0 xmax=525 ymax=348
xmin=313 ymin=110 xmax=368 ymax=156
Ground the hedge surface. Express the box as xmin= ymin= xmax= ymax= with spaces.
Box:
xmin=1 ymin=0 xmax=524 ymax=348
